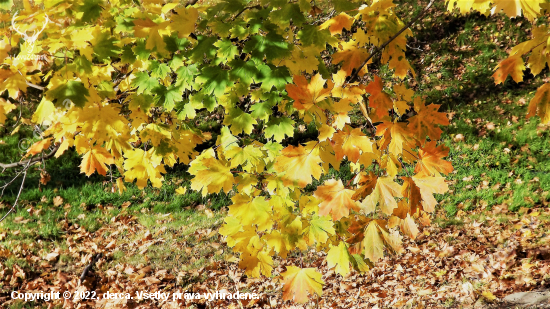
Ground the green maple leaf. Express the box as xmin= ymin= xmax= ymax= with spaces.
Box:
xmin=304 ymin=215 xmax=335 ymax=245
xmin=97 ymin=81 xmax=115 ymax=99
xmin=223 ymin=108 xmax=257 ymax=135
xmin=229 ymin=59 xmax=259 ymax=86
xmin=175 ymin=64 xmax=199 ymax=91
xmin=331 ymin=0 xmax=362 ymax=12
xmin=264 ymin=117 xmax=294 ymax=142
xmin=79 ymin=0 xmax=103 ymax=23
xmin=177 ymin=102 xmax=196 ymax=120
xmin=244 ymin=33 xmax=291 ymax=63
xmin=164 ymin=35 xmax=189 ymax=53
xmin=298 ymin=26 xmax=336 ymax=48
xmin=190 ymin=90 xmax=217 ymax=112
xmin=152 ymin=84 xmax=183 ymax=110
xmin=91 ymin=30 xmax=121 ymax=62
xmin=250 ymin=101 xmax=276 ymax=122
xmin=132 ymin=40 xmax=150 ymax=60
xmin=131 ymin=72 xmax=157 ymax=94
xmin=128 ymin=93 xmax=153 ymax=112
xmin=256 ymin=64 xmax=292 ymax=91
xmin=149 ymin=61 xmax=171 ymax=78
xmin=196 ymin=66 xmax=233 ymax=97
xmin=0 ymin=0 xmax=13 ymax=10
xmin=120 ymin=45 xmax=137 ymax=64
xmin=189 ymin=36 xmax=218 ymax=62
xmin=269 ymin=4 xmax=306 ymax=26
xmin=70 ymin=56 xmax=93 ymax=75
xmin=214 ymin=39 xmax=239 ymax=64
xmin=46 ymin=81 xmax=90 ymax=108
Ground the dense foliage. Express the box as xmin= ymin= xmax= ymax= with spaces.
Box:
xmin=0 ymin=0 xmax=548 ymax=303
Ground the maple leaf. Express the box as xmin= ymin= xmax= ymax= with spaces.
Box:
xmin=493 ymin=54 xmax=526 ymax=84
xmin=407 ymin=98 xmax=449 ymax=141
xmin=189 ymin=148 xmax=235 ymax=196
xmin=0 ymin=98 xmax=16 ymax=124
xmin=332 ymin=126 xmax=373 ymax=163
xmin=332 ymin=40 xmax=369 ymax=75
xmin=0 ymin=69 xmax=27 ymax=98
xmin=315 ymin=179 xmax=360 ymax=221
xmin=411 ymin=175 xmax=449 ymax=212
xmin=124 ymin=148 xmax=166 ymax=189
xmin=326 ymin=242 xmax=351 ymax=276
xmin=491 ymin=0 xmax=543 ymax=21
xmin=228 ymin=194 xmax=273 ymax=232
xmin=80 ymin=145 xmax=115 ymax=177
xmin=170 ymin=7 xmax=199 ymax=38
xmin=223 ymin=107 xmax=257 ymax=135
xmin=320 ymin=12 xmax=354 ymax=35
xmin=24 ymin=138 xmax=52 ymax=158
xmin=304 ymin=215 xmax=335 ymax=245
xmin=400 ymin=214 xmax=419 ymax=240
xmin=365 ymin=76 xmax=394 ymax=118
xmin=376 ymin=120 xmax=414 ymax=156
xmin=286 ymin=74 xmax=333 ymax=111
xmin=526 ymin=83 xmax=550 ymax=124
xmin=415 ymin=141 xmax=453 ymax=176
xmin=281 ymin=266 xmax=323 ymax=304
xmin=351 ymin=219 xmax=403 ymax=263
xmin=360 ymin=177 xmax=402 ymax=215
xmin=274 ymin=142 xmax=323 ymax=187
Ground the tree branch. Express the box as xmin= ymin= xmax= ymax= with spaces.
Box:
xmin=0 ymin=144 xmax=59 ymax=170
xmin=346 ymin=0 xmax=436 ymax=85
xmin=0 ymin=160 xmax=31 ymax=223
xmin=79 ymin=253 xmax=103 ymax=285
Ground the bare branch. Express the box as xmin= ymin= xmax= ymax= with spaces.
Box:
xmin=0 ymin=144 xmax=59 ymax=170
xmin=0 ymin=160 xmax=31 ymax=223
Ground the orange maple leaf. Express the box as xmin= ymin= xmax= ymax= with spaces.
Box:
xmin=286 ymin=74 xmax=333 ymax=111
xmin=332 ymin=125 xmax=373 ymax=163
xmin=493 ymin=54 xmax=525 ymax=84
xmin=315 ymin=179 xmax=360 ymax=221
xmin=24 ymin=138 xmax=52 ymax=158
xmin=332 ymin=40 xmax=369 ymax=75
xmin=365 ymin=76 xmax=394 ymax=118
xmin=415 ymin=141 xmax=454 ymax=176
xmin=526 ymin=83 xmax=550 ymax=124
xmin=80 ymin=145 xmax=115 ymax=176
xmin=407 ymin=97 xmax=449 ymax=140
xmin=281 ymin=266 xmax=323 ymax=304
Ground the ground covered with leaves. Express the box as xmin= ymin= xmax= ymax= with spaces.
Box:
xmin=1 ymin=205 xmax=549 ymax=308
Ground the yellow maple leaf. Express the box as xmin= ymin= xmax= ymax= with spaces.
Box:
xmin=320 ymin=12 xmax=354 ymax=35
xmin=332 ymin=125 xmax=373 ymax=163
xmin=170 ymin=7 xmax=199 ymax=38
xmin=274 ymin=142 xmax=323 ymax=187
xmin=123 ymin=148 xmax=166 ymax=189
xmin=526 ymin=82 xmax=550 ymax=124
xmin=360 ymin=177 xmax=402 ymax=215
xmin=0 ymin=98 xmax=16 ymax=124
xmin=189 ymin=148 xmax=235 ymax=196
xmin=281 ymin=266 xmax=323 ymax=304
xmin=315 ymin=179 xmax=360 ymax=221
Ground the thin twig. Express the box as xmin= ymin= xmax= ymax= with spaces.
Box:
xmin=231 ymin=5 xmax=262 ymax=21
xmin=0 ymin=160 xmax=31 ymax=223
xmin=346 ymin=0 xmax=436 ymax=85
xmin=0 ymin=145 xmax=59 ymax=170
